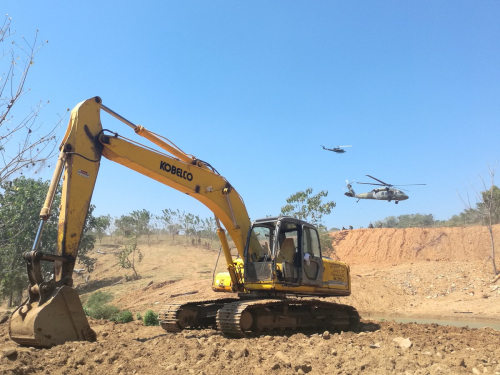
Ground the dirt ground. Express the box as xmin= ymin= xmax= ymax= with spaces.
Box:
xmin=1 ymin=225 xmax=499 ymax=374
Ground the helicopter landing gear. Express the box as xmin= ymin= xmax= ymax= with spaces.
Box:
xmin=395 ymin=201 xmax=399 ymax=204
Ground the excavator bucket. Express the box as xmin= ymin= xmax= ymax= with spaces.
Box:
xmin=9 ymin=286 xmax=96 ymax=348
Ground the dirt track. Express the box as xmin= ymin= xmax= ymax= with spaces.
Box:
xmin=1 ymin=225 xmax=499 ymax=374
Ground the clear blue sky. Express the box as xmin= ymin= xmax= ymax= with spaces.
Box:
xmin=4 ymin=1 xmax=500 ymax=230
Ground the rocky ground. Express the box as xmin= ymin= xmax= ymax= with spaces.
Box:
xmin=1 ymin=225 xmax=499 ymax=374
xmin=1 ymin=317 xmax=499 ymax=374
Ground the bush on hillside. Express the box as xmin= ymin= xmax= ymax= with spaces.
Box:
xmin=143 ymin=309 xmax=159 ymax=326
xmin=111 ymin=310 xmax=134 ymax=323
xmin=84 ymin=291 xmax=120 ymax=320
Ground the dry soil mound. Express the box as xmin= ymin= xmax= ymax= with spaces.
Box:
xmin=333 ymin=224 xmax=500 ymax=265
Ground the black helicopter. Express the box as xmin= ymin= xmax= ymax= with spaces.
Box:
xmin=345 ymin=175 xmax=426 ymax=204
xmin=321 ymin=145 xmax=352 ymax=154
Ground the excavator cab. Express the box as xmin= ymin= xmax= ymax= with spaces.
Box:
xmin=243 ymin=216 xmax=325 ymax=291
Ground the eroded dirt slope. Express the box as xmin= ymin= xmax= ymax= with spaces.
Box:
xmin=332 ymin=225 xmax=500 ymax=265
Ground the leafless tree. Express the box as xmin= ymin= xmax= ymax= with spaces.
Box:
xmin=458 ymin=163 xmax=499 ymax=276
xmin=0 ymin=15 xmax=67 ymax=184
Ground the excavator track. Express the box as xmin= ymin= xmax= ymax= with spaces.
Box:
xmin=159 ymin=299 xmax=240 ymax=332
xmin=216 ymin=299 xmax=360 ymax=338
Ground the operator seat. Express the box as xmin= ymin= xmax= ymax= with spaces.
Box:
xmin=277 ymin=238 xmax=296 ymax=280
xmin=277 ymin=238 xmax=295 ymax=263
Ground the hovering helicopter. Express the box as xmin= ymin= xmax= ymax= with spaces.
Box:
xmin=345 ymin=175 xmax=426 ymax=204
xmin=321 ymin=145 xmax=352 ymax=154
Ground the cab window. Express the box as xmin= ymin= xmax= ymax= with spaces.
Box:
xmin=303 ymin=227 xmax=321 ymax=258
xmin=247 ymin=225 xmax=273 ymax=262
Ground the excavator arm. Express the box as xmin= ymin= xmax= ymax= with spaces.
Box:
xmin=10 ymin=97 xmax=252 ymax=347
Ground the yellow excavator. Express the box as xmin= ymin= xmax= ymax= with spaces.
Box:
xmin=9 ymin=97 xmax=359 ymax=347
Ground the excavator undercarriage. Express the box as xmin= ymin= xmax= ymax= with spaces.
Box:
xmin=160 ymin=298 xmax=360 ymax=337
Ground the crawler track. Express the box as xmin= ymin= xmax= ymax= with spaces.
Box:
xmin=216 ymin=299 xmax=360 ymax=337
xmin=159 ymin=299 xmax=239 ymax=332
xmin=160 ymin=298 xmax=360 ymax=337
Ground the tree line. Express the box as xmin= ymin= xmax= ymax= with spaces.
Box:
xmin=0 ymin=177 xmax=224 ymax=306
xmin=93 ymin=208 xmax=219 ymax=248
xmin=372 ymin=185 xmax=500 ymax=229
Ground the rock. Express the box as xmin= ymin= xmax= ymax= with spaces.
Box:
xmin=393 ymin=337 xmax=413 ymax=349
xmin=330 ymin=349 xmax=338 ymax=356
xmin=234 ymin=348 xmax=249 ymax=359
xmin=294 ymin=364 xmax=312 ymax=374
xmin=274 ymin=351 xmax=290 ymax=364
xmin=370 ymin=343 xmax=381 ymax=349
xmin=2 ymin=348 xmax=17 ymax=358
xmin=0 ymin=313 xmax=10 ymax=324
xmin=165 ymin=364 xmax=178 ymax=371
xmin=322 ymin=331 xmax=331 ymax=340
xmin=472 ymin=368 xmax=480 ymax=375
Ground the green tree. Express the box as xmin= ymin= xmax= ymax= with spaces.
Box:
xmin=281 ymin=188 xmax=335 ymax=226
xmin=161 ymin=208 xmax=181 ymax=244
xmin=201 ymin=217 xmax=218 ymax=243
xmin=116 ymin=240 xmax=143 ymax=280
xmin=0 ymin=177 xmax=97 ymax=306
xmin=93 ymin=215 xmax=111 ymax=244
xmin=115 ymin=210 xmax=151 ymax=242
xmin=281 ymin=188 xmax=336 ymax=255
xmin=161 ymin=208 xmax=196 ymax=244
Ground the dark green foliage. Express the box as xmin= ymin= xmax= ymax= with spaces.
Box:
xmin=85 ymin=290 xmax=114 ymax=307
xmin=0 ymin=177 xmax=97 ymax=306
xmin=373 ymin=185 xmax=500 ymax=230
xmin=143 ymin=309 xmax=159 ymax=326
xmin=281 ymin=188 xmax=335 ymax=226
xmin=374 ymin=214 xmax=437 ymax=229
xmin=111 ymin=310 xmax=134 ymax=323
xmin=281 ymin=188 xmax=336 ymax=255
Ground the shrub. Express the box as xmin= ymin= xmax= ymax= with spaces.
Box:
xmin=83 ymin=305 xmax=90 ymax=316
xmin=89 ymin=304 xmax=120 ymax=320
xmin=143 ymin=310 xmax=159 ymax=326
xmin=136 ymin=312 xmax=142 ymax=321
xmin=84 ymin=291 xmax=120 ymax=320
xmin=111 ymin=310 xmax=134 ymax=323
xmin=85 ymin=291 xmax=114 ymax=309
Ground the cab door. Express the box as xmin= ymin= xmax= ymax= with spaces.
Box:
xmin=301 ymin=225 xmax=323 ymax=286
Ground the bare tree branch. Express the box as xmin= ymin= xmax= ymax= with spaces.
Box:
xmin=0 ymin=15 xmax=67 ymax=183
xmin=457 ymin=162 xmax=499 ymax=276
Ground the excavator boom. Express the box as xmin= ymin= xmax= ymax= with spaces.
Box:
xmin=10 ymin=97 xmax=251 ymax=347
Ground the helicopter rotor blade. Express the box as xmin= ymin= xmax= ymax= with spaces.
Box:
xmin=366 ymin=175 xmax=392 ymax=186
xmin=357 ymin=182 xmax=385 ymax=186
xmin=338 ymin=145 xmax=352 ymax=148
xmin=392 ymin=183 xmax=427 ymax=186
